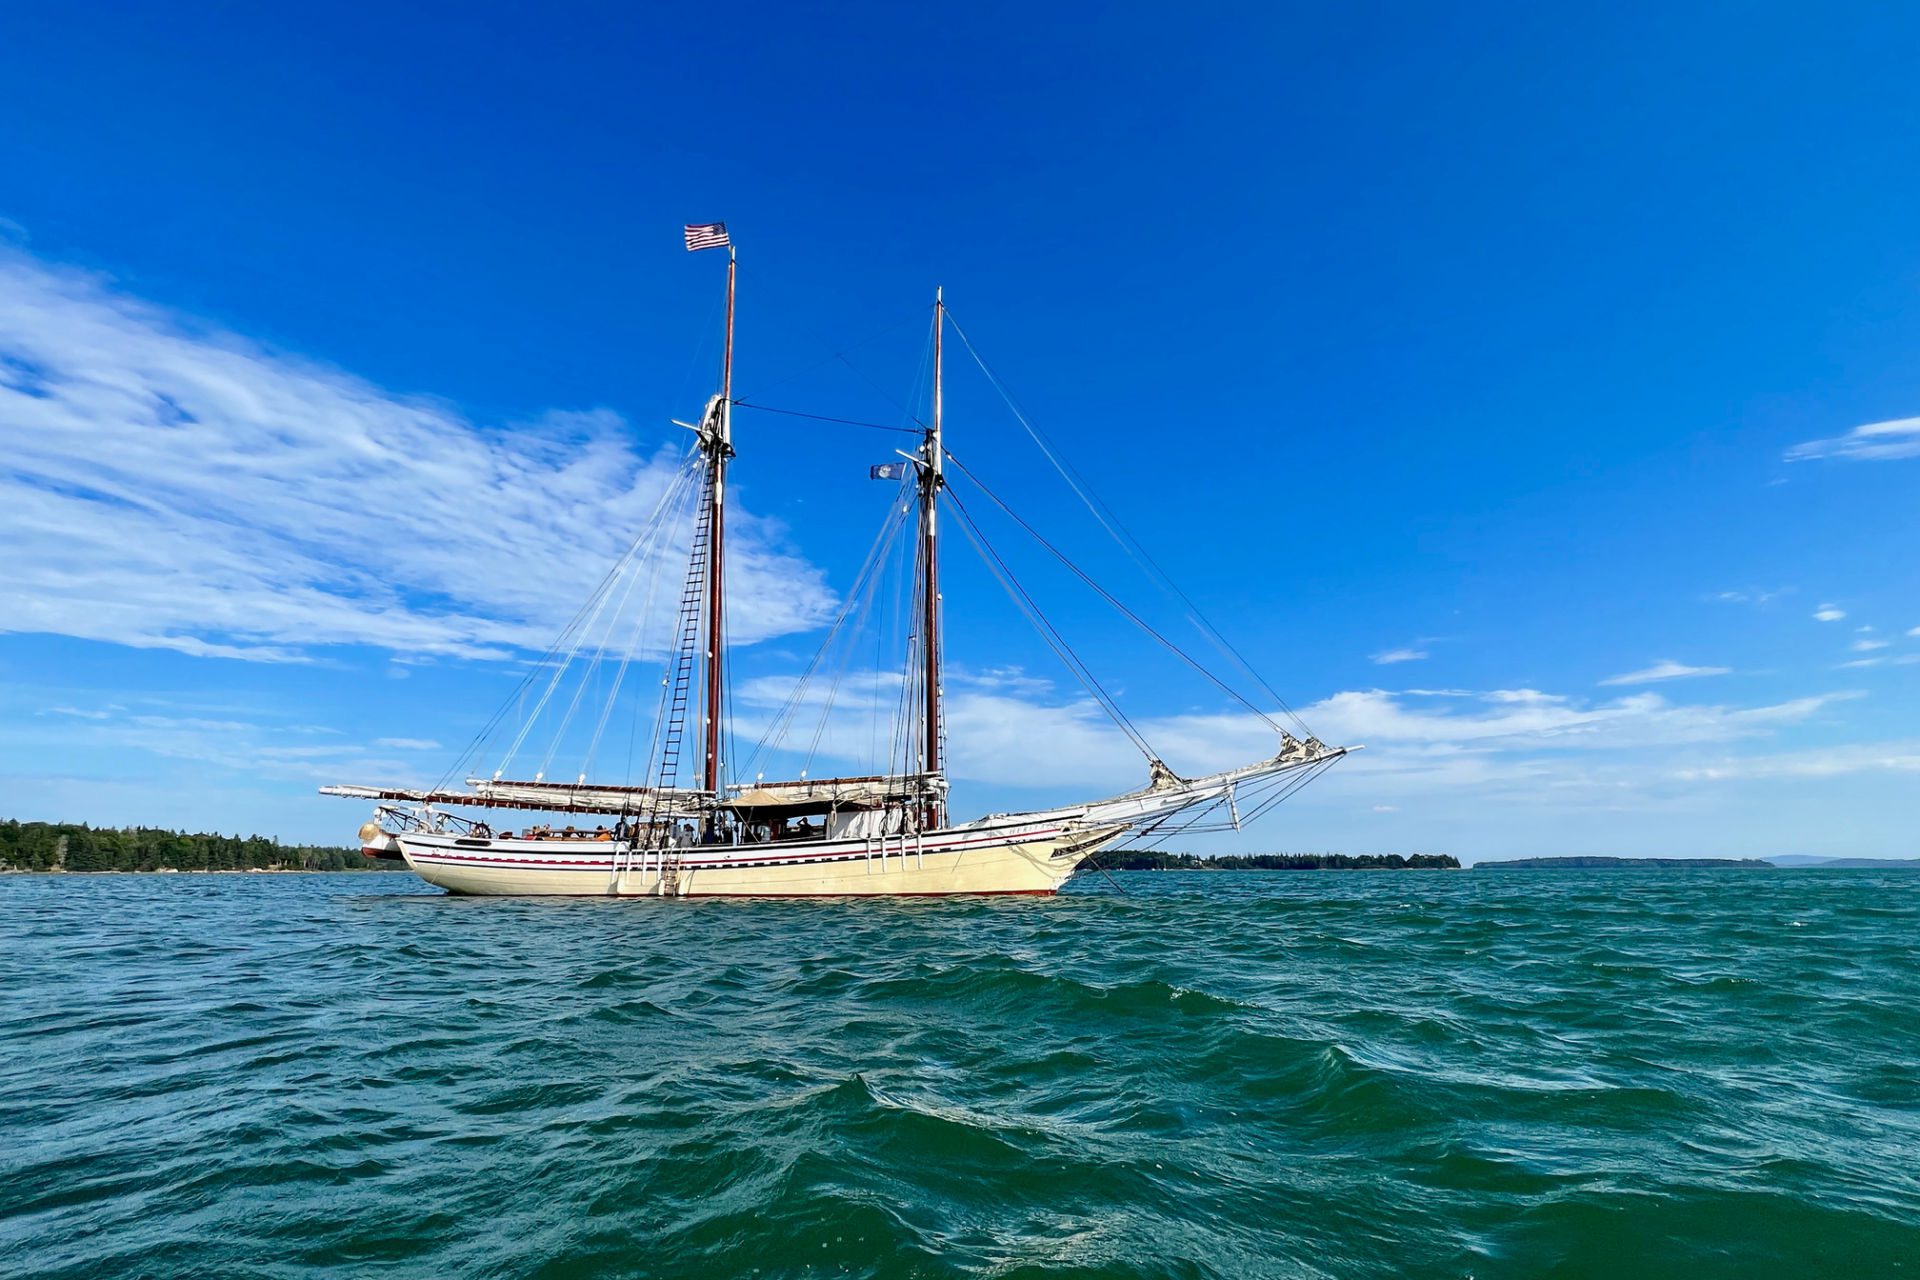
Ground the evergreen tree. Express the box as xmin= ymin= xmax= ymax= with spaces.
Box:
xmin=0 ymin=819 xmax=397 ymax=873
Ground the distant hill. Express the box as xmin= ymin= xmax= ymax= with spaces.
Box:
xmin=1769 ymin=855 xmax=1920 ymax=869
xmin=1475 ymin=856 xmax=1772 ymax=869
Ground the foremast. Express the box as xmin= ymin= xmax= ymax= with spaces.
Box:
xmin=701 ymin=244 xmax=736 ymax=802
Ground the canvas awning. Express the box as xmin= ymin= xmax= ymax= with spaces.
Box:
xmin=724 ymin=773 xmax=945 ymax=815
xmin=319 ymin=778 xmax=709 ymax=816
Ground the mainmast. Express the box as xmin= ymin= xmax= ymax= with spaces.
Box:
xmin=919 ymin=287 xmax=945 ymax=829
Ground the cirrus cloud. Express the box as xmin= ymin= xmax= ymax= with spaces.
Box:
xmin=1785 ymin=416 xmax=1920 ymax=463
xmin=1599 ymin=659 xmax=1731 ymax=687
xmin=1370 ymin=647 xmax=1429 ymax=665
xmin=0 ymin=249 xmax=835 ymax=663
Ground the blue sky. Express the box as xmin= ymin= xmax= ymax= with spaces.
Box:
xmin=3 ymin=2 xmax=1918 ymax=861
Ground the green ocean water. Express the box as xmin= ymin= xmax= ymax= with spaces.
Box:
xmin=2 ymin=869 xmax=1917 ymax=1278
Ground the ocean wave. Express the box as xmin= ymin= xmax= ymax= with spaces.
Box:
xmin=4 ymin=869 xmax=1920 ymax=1277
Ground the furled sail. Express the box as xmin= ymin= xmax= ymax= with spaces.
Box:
xmin=726 ymin=773 xmax=946 ymax=812
xmin=319 ymin=780 xmax=708 ymax=816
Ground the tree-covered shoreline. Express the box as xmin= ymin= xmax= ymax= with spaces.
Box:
xmin=0 ymin=819 xmax=1462 ymax=875
xmin=1095 ymin=851 xmax=1460 ymax=870
xmin=0 ymin=820 xmax=397 ymax=873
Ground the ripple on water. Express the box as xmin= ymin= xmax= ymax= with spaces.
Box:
xmin=4 ymin=869 xmax=1920 ymax=1278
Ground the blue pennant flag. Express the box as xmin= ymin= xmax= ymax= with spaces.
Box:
xmin=870 ymin=463 xmax=909 ymax=480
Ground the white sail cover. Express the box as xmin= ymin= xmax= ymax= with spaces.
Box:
xmin=726 ymin=774 xmax=946 ymax=811
xmin=464 ymin=778 xmax=707 ymax=809
xmin=318 ymin=779 xmax=706 ymax=815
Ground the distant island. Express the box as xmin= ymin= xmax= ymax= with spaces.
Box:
xmin=1476 ymin=856 xmax=1772 ymax=869
xmin=1097 ymin=851 xmax=1460 ymax=871
xmin=1768 ymin=855 xmax=1920 ymax=869
xmin=0 ymin=819 xmax=396 ymax=873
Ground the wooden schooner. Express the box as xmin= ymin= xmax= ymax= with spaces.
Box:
xmin=322 ymin=225 xmax=1348 ymax=895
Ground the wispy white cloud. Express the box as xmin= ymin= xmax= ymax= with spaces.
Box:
xmin=20 ymin=705 xmax=426 ymax=787
xmin=1299 ymin=687 xmax=1849 ymax=754
xmin=1484 ymin=689 xmax=1565 ymax=704
xmin=373 ymin=737 xmax=441 ymax=751
xmin=1712 ymin=588 xmax=1789 ymax=606
xmin=733 ymin=659 xmax=1859 ymax=801
xmin=0 ymin=249 xmax=834 ymax=663
xmin=1370 ymin=647 xmax=1428 ymax=665
xmin=45 ymin=704 xmax=120 ymax=720
xmin=1851 ymin=638 xmax=1890 ymax=653
xmin=1814 ymin=604 xmax=1846 ymax=622
xmin=1672 ymin=741 xmax=1920 ymax=782
xmin=1786 ymin=416 xmax=1920 ymax=463
xmin=1599 ymin=659 xmax=1731 ymax=687
xmin=27 ymin=663 xmax=1872 ymax=841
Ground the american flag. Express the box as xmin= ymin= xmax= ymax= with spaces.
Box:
xmin=684 ymin=222 xmax=731 ymax=252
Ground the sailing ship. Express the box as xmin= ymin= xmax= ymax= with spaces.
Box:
xmin=323 ymin=225 xmax=1348 ymax=895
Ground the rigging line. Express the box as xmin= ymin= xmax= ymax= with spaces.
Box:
xmin=536 ymin=471 xmax=691 ymax=781
xmin=733 ymin=310 xmax=927 ymax=407
xmin=889 ymin=478 xmax=933 ymax=784
xmin=1238 ymin=755 xmax=1342 ymax=826
xmin=731 ymin=402 xmax=924 ymax=434
xmin=1129 ymin=799 xmax=1235 ymax=853
xmin=874 ymin=493 xmax=912 ymax=769
xmin=947 ymin=496 xmax=1150 ymax=761
xmin=743 ymin=489 xmax=910 ymax=774
xmin=508 ymin=499 xmax=669 ymax=781
xmin=824 ymin=305 xmax=938 ymax=430
xmin=435 ymin=546 xmax=631 ymax=792
xmin=944 ymin=490 xmax=1157 ymax=761
xmin=671 ymin=285 xmax=730 ymax=420
xmin=442 ymin=447 xmax=703 ymax=792
xmin=636 ymin=459 xmax=713 ymax=797
xmin=1124 ymin=769 xmax=1297 ymax=851
xmin=944 ymin=451 xmax=1285 ymax=736
xmin=623 ymin=464 xmax=703 ymax=798
xmin=1131 ymin=757 xmax=1338 ymax=853
xmin=881 ymin=311 xmax=937 ymax=780
xmin=581 ymin=464 xmax=701 ymax=779
xmin=836 ymin=354 xmax=922 ymax=427
xmin=799 ymin=494 xmax=912 ymax=775
xmin=897 ymin=549 xmax=928 ymax=779
xmin=721 ymin=560 xmax=739 ymax=795
xmin=886 ymin=529 xmax=923 ymax=783
xmin=945 ymin=310 xmax=1312 ymax=738
xmin=1080 ymin=850 xmax=1129 ymax=895
xmin=841 ymin=299 xmax=938 ymax=429
xmin=536 ymin=540 xmax=646 ymax=780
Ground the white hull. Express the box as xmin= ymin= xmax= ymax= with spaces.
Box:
xmin=390 ymin=816 xmax=1122 ymax=897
